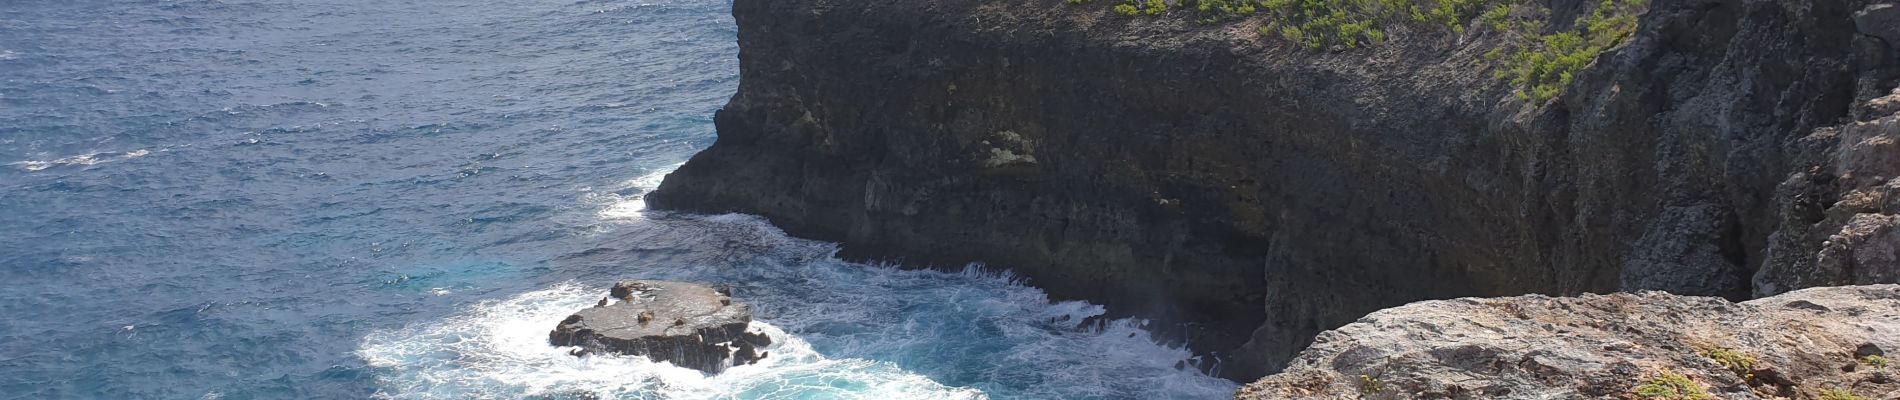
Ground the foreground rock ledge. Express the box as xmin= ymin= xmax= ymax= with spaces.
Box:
xmin=549 ymin=281 xmax=771 ymax=374
xmin=1239 ymin=285 xmax=1900 ymax=399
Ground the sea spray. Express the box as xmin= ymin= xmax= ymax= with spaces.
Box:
xmin=358 ymin=283 xmax=983 ymax=399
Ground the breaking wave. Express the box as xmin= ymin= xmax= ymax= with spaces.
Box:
xmin=356 ymin=185 xmax=1239 ymax=399
xmin=358 ymin=283 xmax=985 ymax=399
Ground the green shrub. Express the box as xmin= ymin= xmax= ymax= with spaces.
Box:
xmin=1820 ymin=388 xmax=1865 ymax=400
xmin=1702 ymin=347 xmax=1756 ymax=379
xmin=1192 ymin=0 xmax=1259 ymax=23
xmin=1633 ymin=371 xmax=1713 ymax=400
xmin=1064 ymin=0 xmax=1648 ymax=102
xmin=1496 ymin=0 xmax=1643 ymax=101
xmin=1146 ymin=0 xmax=1169 ymax=15
xmin=1358 ymin=374 xmax=1383 ymax=395
xmin=1070 ymin=0 xmax=1532 ymax=49
xmin=1257 ymin=0 xmax=1408 ymax=50
xmin=1110 ymin=0 xmax=1170 ymax=16
xmin=1479 ymin=3 xmax=1514 ymax=30
xmin=1864 ymin=355 xmax=1889 ymax=368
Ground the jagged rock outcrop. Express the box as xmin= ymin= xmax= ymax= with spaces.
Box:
xmin=549 ymin=281 xmax=771 ymax=374
xmin=1236 ymin=285 xmax=1900 ymax=399
xmin=1757 ymin=88 xmax=1900 ymax=298
xmin=649 ymin=0 xmax=1900 ymax=380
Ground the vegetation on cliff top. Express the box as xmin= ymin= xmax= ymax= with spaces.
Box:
xmin=1067 ymin=0 xmax=1647 ymax=101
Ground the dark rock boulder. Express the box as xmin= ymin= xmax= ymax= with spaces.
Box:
xmin=549 ymin=281 xmax=771 ymax=374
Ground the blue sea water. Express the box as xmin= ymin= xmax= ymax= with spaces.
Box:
xmin=0 ymin=0 xmax=1238 ymax=398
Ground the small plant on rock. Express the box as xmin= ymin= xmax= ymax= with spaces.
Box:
xmin=1633 ymin=370 xmax=1713 ymax=400
xmin=1063 ymin=0 xmax=1648 ymax=102
xmin=1111 ymin=0 xmax=1169 ymax=16
xmin=1702 ymin=347 xmax=1756 ymax=379
xmin=1115 ymin=2 xmax=1141 ymax=15
xmin=1192 ymin=0 xmax=1258 ymax=24
xmin=1820 ymin=388 xmax=1866 ymax=400
xmin=1863 ymin=355 xmax=1889 ymax=368
xmin=1358 ymin=374 xmax=1383 ymax=395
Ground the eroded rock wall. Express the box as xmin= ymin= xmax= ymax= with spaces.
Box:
xmin=649 ymin=0 xmax=1900 ymax=380
xmin=1757 ymin=88 xmax=1900 ymax=297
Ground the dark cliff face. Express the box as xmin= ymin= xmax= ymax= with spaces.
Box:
xmin=649 ymin=0 xmax=1900 ymax=381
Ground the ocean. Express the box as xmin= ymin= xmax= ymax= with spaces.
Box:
xmin=0 ymin=0 xmax=1236 ymax=398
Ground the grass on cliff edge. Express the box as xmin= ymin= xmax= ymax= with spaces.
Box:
xmin=1066 ymin=0 xmax=1647 ymax=102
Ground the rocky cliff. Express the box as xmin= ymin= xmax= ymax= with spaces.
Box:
xmin=649 ymin=0 xmax=1900 ymax=381
xmin=1237 ymin=285 xmax=1900 ymax=399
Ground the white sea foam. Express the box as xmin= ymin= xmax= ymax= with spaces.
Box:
xmin=359 ymin=225 xmax=1238 ymax=398
xmin=478 ymin=169 xmax=1240 ymax=399
xmin=9 ymin=149 xmax=151 ymax=172
xmin=358 ymin=283 xmax=985 ymax=399
xmin=591 ymin=162 xmax=682 ymax=220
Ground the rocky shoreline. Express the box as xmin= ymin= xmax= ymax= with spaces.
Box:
xmin=649 ymin=0 xmax=1900 ymax=385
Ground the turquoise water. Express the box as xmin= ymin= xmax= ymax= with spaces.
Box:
xmin=0 ymin=0 xmax=1236 ymax=398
